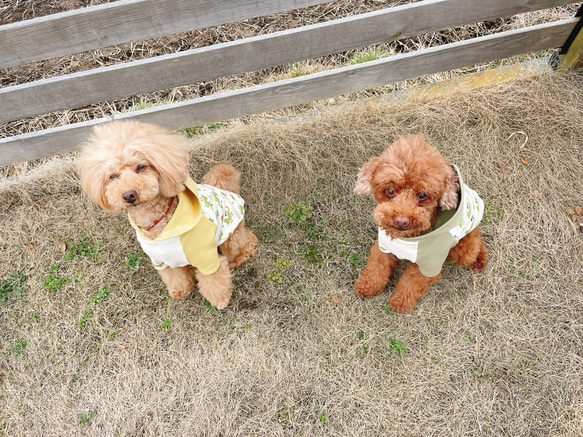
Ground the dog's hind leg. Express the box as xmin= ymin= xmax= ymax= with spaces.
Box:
xmin=195 ymin=256 xmax=233 ymax=309
xmin=219 ymin=220 xmax=258 ymax=270
xmin=354 ymin=240 xmax=399 ymax=298
xmin=449 ymin=228 xmax=488 ymax=271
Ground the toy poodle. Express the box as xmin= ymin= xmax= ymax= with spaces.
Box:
xmin=354 ymin=134 xmax=488 ymax=312
xmin=77 ymin=120 xmax=257 ymax=309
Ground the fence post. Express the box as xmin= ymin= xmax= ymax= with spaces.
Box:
xmin=555 ymin=5 xmax=583 ymax=69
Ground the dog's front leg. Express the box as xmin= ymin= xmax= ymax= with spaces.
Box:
xmin=195 ymin=256 xmax=233 ymax=310
xmin=159 ymin=265 xmax=196 ymax=299
xmin=354 ymin=240 xmax=398 ymax=298
xmin=389 ymin=263 xmax=441 ymax=312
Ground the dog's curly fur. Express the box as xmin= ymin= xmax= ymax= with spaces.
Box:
xmin=77 ymin=120 xmax=257 ymax=309
xmin=354 ymin=134 xmax=488 ymax=312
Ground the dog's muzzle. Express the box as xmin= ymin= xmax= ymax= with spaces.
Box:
xmin=123 ymin=190 xmax=138 ymax=205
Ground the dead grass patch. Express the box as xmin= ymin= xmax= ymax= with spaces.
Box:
xmin=1 ymin=70 xmax=583 ymax=435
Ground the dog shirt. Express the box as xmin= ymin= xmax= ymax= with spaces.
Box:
xmin=129 ymin=177 xmax=245 ymax=275
xmin=377 ymin=165 xmax=484 ymax=278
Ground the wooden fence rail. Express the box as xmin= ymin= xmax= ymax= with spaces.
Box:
xmin=0 ymin=0 xmax=580 ymax=167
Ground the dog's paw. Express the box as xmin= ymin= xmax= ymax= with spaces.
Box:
xmin=470 ymin=250 xmax=488 ymax=272
xmin=215 ymin=298 xmax=230 ymax=310
xmin=206 ymin=296 xmax=230 ymax=310
xmin=168 ymin=287 xmax=192 ymax=299
xmin=354 ymin=276 xmax=383 ymax=298
xmin=388 ymin=292 xmax=417 ymax=312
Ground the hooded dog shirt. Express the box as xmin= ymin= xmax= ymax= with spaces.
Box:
xmin=378 ymin=165 xmax=484 ymax=278
xmin=129 ymin=177 xmax=245 ymax=275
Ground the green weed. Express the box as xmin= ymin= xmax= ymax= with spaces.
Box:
xmin=515 ymin=272 xmax=532 ymax=281
xmin=356 ymin=330 xmax=368 ymax=341
xmin=298 ymin=245 xmax=323 ymax=264
xmin=254 ymin=223 xmax=283 ymax=243
xmin=347 ymin=47 xmax=391 ymax=65
xmin=317 ymin=412 xmax=328 ymax=424
xmin=78 ymin=310 xmax=92 ymax=327
xmin=304 ymin=221 xmax=326 ymax=241
xmin=388 ymin=339 xmax=409 ymax=356
xmin=0 ymin=268 xmax=27 ymax=303
xmin=125 ymin=253 xmax=141 ymax=269
xmin=357 ymin=345 xmax=369 ymax=356
xmin=78 ymin=412 xmax=97 ymax=425
xmin=12 ymin=339 xmax=28 ymax=358
xmin=90 ymin=286 xmax=110 ymax=304
xmin=288 ymin=61 xmax=317 ymax=77
xmin=382 ymin=305 xmax=395 ymax=316
xmin=284 ymin=200 xmax=313 ymax=224
xmin=161 ymin=319 xmax=171 ymax=330
xmin=348 ymin=253 xmax=362 ymax=265
xmin=203 ymin=301 xmax=217 ymax=312
xmin=279 ymin=408 xmax=295 ymax=424
xmin=356 ymin=330 xmax=369 ymax=355
xmin=41 ymin=266 xmax=67 ymax=292
xmin=484 ymin=203 xmax=504 ymax=223
xmin=183 ymin=122 xmax=225 ymax=137
xmin=267 ymin=259 xmax=293 ymax=284
xmin=65 ymin=235 xmax=103 ymax=263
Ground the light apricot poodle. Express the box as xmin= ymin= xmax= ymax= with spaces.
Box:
xmin=354 ymin=134 xmax=488 ymax=312
xmin=78 ymin=120 xmax=257 ymax=309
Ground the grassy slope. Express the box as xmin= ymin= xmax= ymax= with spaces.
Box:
xmin=1 ymin=70 xmax=583 ymax=436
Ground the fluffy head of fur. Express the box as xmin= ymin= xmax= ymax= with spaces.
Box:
xmin=355 ymin=134 xmax=459 ymax=239
xmin=77 ymin=120 xmax=190 ymax=213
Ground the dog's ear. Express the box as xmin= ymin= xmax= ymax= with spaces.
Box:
xmin=439 ymin=168 xmax=459 ymax=210
xmin=77 ymin=152 xmax=118 ymax=212
xmin=140 ymin=129 xmax=190 ymax=197
xmin=354 ymin=157 xmax=380 ymax=196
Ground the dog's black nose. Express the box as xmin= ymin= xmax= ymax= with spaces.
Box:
xmin=394 ymin=216 xmax=410 ymax=229
xmin=123 ymin=190 xmax=138 ymax=204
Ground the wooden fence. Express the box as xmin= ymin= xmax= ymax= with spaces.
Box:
xmin=0 ymin=0 xmax=581 ymax=167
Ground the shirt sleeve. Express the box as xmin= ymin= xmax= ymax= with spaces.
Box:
xmin=178 ymin=216 xmax=221 ymax=275
xmin=415 ymin=233 xmax=453 ymax=277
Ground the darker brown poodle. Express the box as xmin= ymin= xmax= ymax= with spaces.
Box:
xmin=354 ymin=134 xmax=488 ymax=312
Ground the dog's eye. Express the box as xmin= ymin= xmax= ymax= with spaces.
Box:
xmin=418 ymin=192 xmax=428 ymax=200
xmin=109 ymin=174 xmax=118 ymax=180
xmin=136 ymin=165 xmax=147 ymax=172
xmin=385 ymin=189 xmax=395 ymax=197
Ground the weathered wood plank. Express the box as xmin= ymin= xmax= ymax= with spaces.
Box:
xmin=0 ymin=18 xmax=576 ymax=167
xmin=0 ymin=0 xmax=332 ymax=69
xmin=0 ymin=0 xmax=577 ymax=123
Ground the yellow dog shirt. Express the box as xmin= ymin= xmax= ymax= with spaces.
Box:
xmin=129 ymin=177 xmax=245 ymax=275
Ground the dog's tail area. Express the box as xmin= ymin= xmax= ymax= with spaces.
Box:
xmin=201 ymin=164 xmax=241 ymax=194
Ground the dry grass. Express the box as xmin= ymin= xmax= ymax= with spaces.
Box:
xmin=1 ymin=69 xmax=583 ymax=436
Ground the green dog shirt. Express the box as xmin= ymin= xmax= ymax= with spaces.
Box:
xmin=378 ymin=165 xmax=484 ymax=277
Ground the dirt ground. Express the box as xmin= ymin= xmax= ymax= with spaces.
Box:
xmin=1 ymin=69 xmax=583 ymax=435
